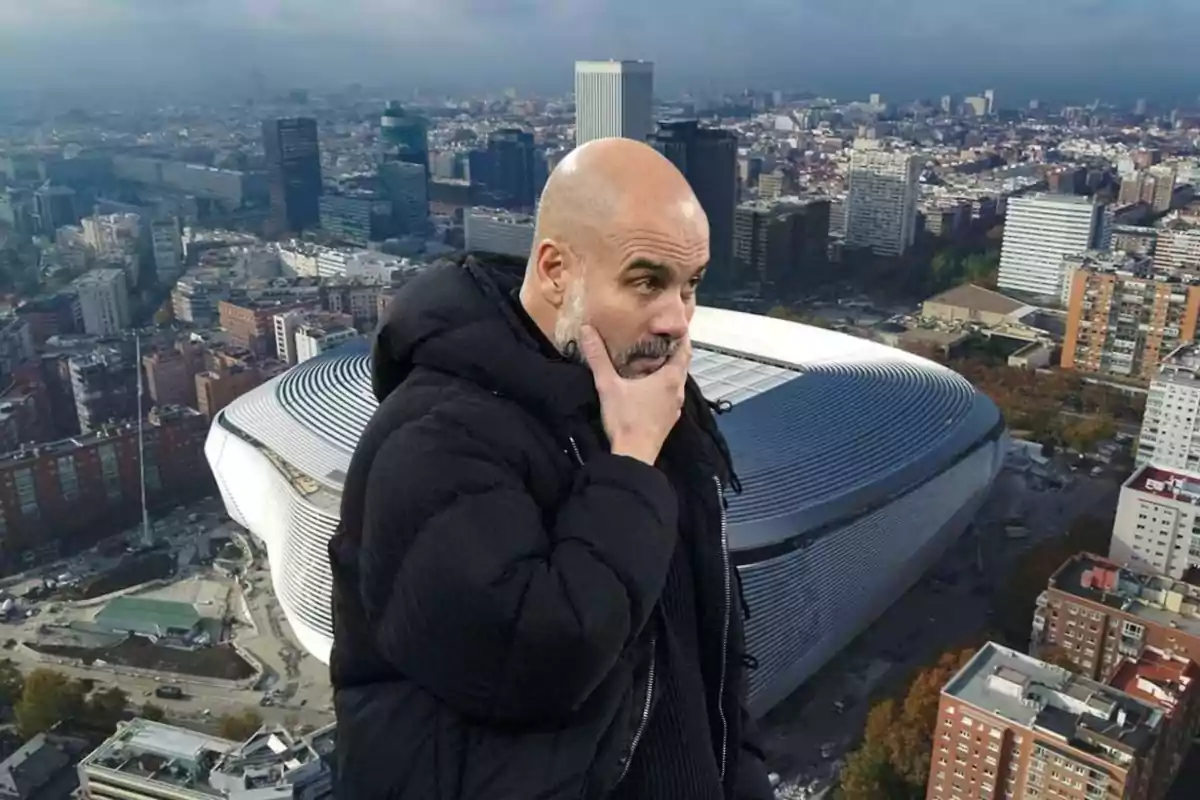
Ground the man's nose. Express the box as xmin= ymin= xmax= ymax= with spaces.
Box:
xmin=652 ymin=294 xmax=690 ymax=340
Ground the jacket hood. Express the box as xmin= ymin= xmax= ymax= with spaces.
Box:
xmin=372 ymin=253 xmax=599 ymax=424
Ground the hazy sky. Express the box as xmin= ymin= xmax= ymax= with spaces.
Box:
xmin=0 ymin=0 xmax=1196 ymax=101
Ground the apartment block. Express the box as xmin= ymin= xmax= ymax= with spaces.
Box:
xmin=929 ymin=641 xmax=1169 ymax=800
xmin=1109 ymin=465 xmax=1200 ymax=579
xmin=1033 ymin=552 xmax=1200 ymax=679
xmin=997 ymin=194 xmax=1109 ymax=302
xmin=1136 ymin=343 xmax=1200 ymax=469
xmin=78 ymin=717 xmax=334 ymax=800
xmin=844 ymin=142 xmax=920 ymax=257
xmin=1154 ymin=219 xmax=1200 ymax=273
xmin=1061 ymin=253 xmax=1200 ymax=382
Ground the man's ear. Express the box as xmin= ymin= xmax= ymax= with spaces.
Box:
xmin=533 ymin=239 xmax=568 ymax=308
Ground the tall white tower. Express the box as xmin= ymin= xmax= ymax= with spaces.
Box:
xmin=844 ymin=142 xmax=921 ymax=257
xmin=996 ymin=194 xmax=1109 ymax=302
xmin=574 ymin=60 xmax=654 ymax=147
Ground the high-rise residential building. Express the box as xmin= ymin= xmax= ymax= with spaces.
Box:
xmin=150 ymin=216 xmax=184 ymax=285
xmin=0 ymin=407 xmax=208 ymax=570
xmin=318 ymin=193 xmax=394 ymax=246
xmin=1061 ymin=253 xmax=1200 ymax=381
xmin=997 ymin=194 xmax=1111 ymax=301
xmin=983 ymin=88 xmax=996 ymax=115
xmin=1112 ymin=224 xmax=1158 ymax=258
xmin=72 ymin=268 xmax=130 ymax=337
xmin=69 ymin=343 xmax=140 ymax=433
xmin=380 ymin=101 xmax=429 ymax=170
xmin=1136 ymin=343 xmax=1200 ymax=469
xmin=927 ymin=641 xmax=1173 ymax=800
xmin=464 ymin=208 xmax=536 ymax=259
xmin=33 ymin=183 xmax=78 ymax=235
xmin=1034 ymin=552 xmax=1200 ymax=678
xmin=732 ymin=199 xmax=830 ymax=290
xmin=142 ymin=342 xmax=203 ymax=409
xmin=485 ymin=128 xmax=536 ymax=210
xmin=378 ymin=160 xmax=428 ymax=237
xmin=844 ymin=142 xmax=920 ymax=258
xmin=1110 ymin=465 xmax=1200 ymax=579
xmin=649 ymin=120 xmax=739 ymax=285
xmin=295 ymin=319 xmax=360 ymax=364
xmin=262 ymin=117 xmax=322 ymax=235
xmin=1119 ymin=167 xmax=1177 ymax=213
xmin=1154 ymin=218 xmax=1200 ymax=272
xmin=574 ymin=60 xmax=654 ymax=146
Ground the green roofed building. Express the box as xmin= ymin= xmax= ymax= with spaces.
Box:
xmin=93 ymin=597 xmax=202 ymax=638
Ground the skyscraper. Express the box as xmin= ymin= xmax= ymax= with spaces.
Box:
xmin=262 ymin=118 xmax=322 ymax=235
xmin=844 ymin=143 xmax=920 ymax=257
xmin=380 ymin=101 xmax=429 ymax=170
xmin=996 ymin=194 xmax=1109 ymax=301
xmin=574 ymin=60 xmax=654 ymax=146
xmin=485 ymin=128 xmax=537 ymax=210
xmin=649 ymin=120 xmax=739 ymax=286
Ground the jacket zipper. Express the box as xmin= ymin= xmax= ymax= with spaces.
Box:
xmin=618 ymin=634 xmax=657 ymax=783
xmin=567 ymin=436 xmax=584 ymax=466
xmin=714 ymin=474 xmax=731 ymax=782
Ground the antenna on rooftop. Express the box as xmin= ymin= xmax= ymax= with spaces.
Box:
xmin=136 ymin=335 xmax=153 ymax=548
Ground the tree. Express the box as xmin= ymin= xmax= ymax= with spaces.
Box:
xmin=15 ymin=669 xmax=86 ymax=740
xmin=837 ymin=742 xmax=907 ymax=800
xmin=140 ymin=703 xmax=166 ymax=722
xmin=0 ymin=658 xmax=24 ymax=708
xmin=85 ymin=687 xmax=129 ymax=731
xmin=218 ymin=709 xmax=263 ymax=741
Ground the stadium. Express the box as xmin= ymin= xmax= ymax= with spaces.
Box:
xmin=205 ymin=306 xmax=1006 ymax=716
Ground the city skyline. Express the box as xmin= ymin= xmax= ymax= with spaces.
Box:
xmin=0 ymin=0 xmax=1198 ymax=102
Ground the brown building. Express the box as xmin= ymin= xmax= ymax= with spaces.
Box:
xmin=1033 ymin=552 xmax=1200 ymax=681
xmin=196 ymin=363 xmax=262 ymax=421
xmin=0 ymin=406 xmax=209 ymax=570
xmin=928 ymin=641 xmax=1170 ymax=800
xmin=14 ymin=293 xmax=78 ymax=350
xmin=731 ymin=198 xmax=830 ymax=290
xmin=0 ymin=377 xmax=52 ymax=454
xmin=142 ymin=341 xmax=204 ymax=409
xmin=921 ymin=284 xmax=1027 ymax=327
xmin=1061 ymin=254 xmax=1200 ymax=382
xmin=219 ymin=299 xmax=317 ymax=358
xmin=1109 ymin=647 xmax=1200 ymax=788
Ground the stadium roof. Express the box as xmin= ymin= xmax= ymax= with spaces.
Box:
xmin=219 ymin=306 xmax=1001 ymax=553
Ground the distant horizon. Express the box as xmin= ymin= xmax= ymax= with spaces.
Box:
xmin=1 ymin=0 xmax=1197 ymax=111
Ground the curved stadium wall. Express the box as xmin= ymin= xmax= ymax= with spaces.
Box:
xmin=205 ymin=307 xmax=1005 ymax=715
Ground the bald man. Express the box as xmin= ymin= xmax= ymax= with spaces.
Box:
xmin=329 ymin=138 xmax=773 ymax=800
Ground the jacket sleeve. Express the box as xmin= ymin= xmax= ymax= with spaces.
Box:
xmin=735 ymin=702 xmax=775 ymax=800
xmin=359 ymin=414 xmax=679 ymax=724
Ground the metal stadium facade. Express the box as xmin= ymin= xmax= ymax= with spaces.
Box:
xmin=205 ymin=307 xmax=1006 ymax=716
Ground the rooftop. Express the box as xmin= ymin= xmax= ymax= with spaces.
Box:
xmin=0 ymin=406 xmax=201 ymax=467
xmin=1048 ymin=551 xmax=1200 ymax=641
xmin=1109 ymin=648 xmax=1197 ymax=720
xmin=923 ymin=283 xmax=1026 ymax=317
xmin=73 ymin=267 xmax=125 ymax=287
xmin=94 ymin=596 xmax=203 ymax=637
xmin=1124 ymin=464 xmax=1200 ymax=505
xmin=945 ymin=641 xmax=1162 ymax=768
xmin=80 ymin=718 xmax=237 ymax=797
xmin=1155 ymin=343 xmax=1200 ymax=385
xmin=209 ymin=723 xmax=335 ymax=797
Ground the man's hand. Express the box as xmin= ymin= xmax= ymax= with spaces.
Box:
xmin=580 ymin=325 xmax=691 ymax=467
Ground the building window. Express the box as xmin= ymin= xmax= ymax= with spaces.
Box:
xmin=98 ymin=443 xmax=122 ymax=501
xmin=57 ymin=455 xmax=80 ymax=501
xmin=13 ymin=468 xmax=38 ymax=518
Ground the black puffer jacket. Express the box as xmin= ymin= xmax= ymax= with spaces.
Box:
xmin=328 ymin=255 xmax=772 ymax=799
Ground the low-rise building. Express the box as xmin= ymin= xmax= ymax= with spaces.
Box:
xmin=921 ymin=283 xmax=1028 ymax=327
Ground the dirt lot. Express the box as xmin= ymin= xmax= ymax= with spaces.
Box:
xmin=28 ymin=637 xmax=256 ymax=681
xmin=63 ymin=552 xmax=176 ymax=600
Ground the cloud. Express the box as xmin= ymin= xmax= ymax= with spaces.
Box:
xmin=0 ymin=0 xmax=1192 ymax=97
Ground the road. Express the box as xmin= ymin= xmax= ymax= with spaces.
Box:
xmin=761 ymin=466 xmax=1121 ymax=790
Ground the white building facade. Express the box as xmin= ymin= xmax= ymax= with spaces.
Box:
xmin=1137 ymin=344 xmax=1200 ymax=470
xmin=1111 ymin=464 xmax=1200 ymax=580
xmin=844 ymin=144 xmax=920 ymax=257
xmin=997 ymin=194 xmax=1110 ymax=302
xmin=73 ymin=268 xmax=130 ymax=336
xmin=574 ymin=60 xmax=654 ymax=146
xmin=465 ymin=208 xmax=536 ymax=259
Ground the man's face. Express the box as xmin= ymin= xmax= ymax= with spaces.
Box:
xmin=553 ymin=208 xmax=709 ymax=379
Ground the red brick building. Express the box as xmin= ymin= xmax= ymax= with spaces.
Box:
xmin=0 ymin=405 xmax=210 ymax=570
